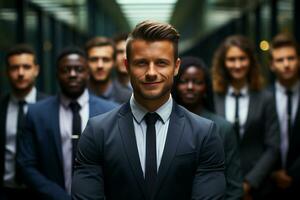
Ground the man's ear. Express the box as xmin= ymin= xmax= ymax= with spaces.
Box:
xmin=174 ymin=58 xmax=181 ymax=76
xmin=34 ymin=64 xmax=40 ymax=78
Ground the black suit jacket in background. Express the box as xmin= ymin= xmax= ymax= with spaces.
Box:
xmin=269 ymin=84 xmax=300 ymax=199
xmin=214 ymin=90 xmax=280 ymax=195
xmin=72 ymin=102 xmax=226 ymax=200
xmin=0 ymin=91 xmax=48 ymax=187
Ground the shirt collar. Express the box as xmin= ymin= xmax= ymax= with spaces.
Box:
xmin=60 ymin=89 xmax=89 ymax=109
xmin=227 ymin=84 xmax=249 ymax=97
xmin=275 ymin=80 xmax=300 ymax=94
xmin=10 ymin=87 xmax=37 ymax=104
xmin=130 ymin=94 xmax=173 ymax=124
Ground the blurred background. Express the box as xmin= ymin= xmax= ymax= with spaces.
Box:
xmin=0 ymin=0 xmax=298 ymax=95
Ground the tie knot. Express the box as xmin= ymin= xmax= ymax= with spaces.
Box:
xmin=286 ymin=90 xmax=293 ymax=97
xmin=69 ymin=101 xmax=81 ymax=113
xmin=144 ymin=112 xmax=160 ymax=125
xmin=231 ymin=92 xmax=242 ymax=98
xmin=18 ymin=100 xmax=26 ymax=107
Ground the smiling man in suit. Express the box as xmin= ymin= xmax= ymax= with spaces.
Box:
xmin=17 ymin=46 xmax=117 ymax=200
xmin=72 ymin=20 xmax=225 ymax=200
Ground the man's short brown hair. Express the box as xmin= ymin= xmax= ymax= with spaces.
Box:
xmin=5 ymin=43 xmax=37 ymax=66
xmin=85 ymin=36 xmax=116 ymax=60
xmin=126 ymin=20 xmax=180 ymax=62
xmin=269 ymin=33 xmax=299 ymax=59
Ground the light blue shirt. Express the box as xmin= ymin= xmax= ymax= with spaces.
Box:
xmin=130 ymin=95 xmax=173 ymax=176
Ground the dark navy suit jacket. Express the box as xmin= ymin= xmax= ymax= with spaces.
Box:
xmin=0 ymin=92 xmax=48 ymax=186
xmin=17 ymin=94 xmax=117 ymax=200
xmin=72 ymin=102 xmax=226 ymax=200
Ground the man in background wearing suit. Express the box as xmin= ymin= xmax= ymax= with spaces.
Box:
xmin=0 ymin=44 xmax=47 ymax=200
xmin=17 ymin=47 xmax=117 ymax=200
xmin=72 ymin=20 xmax=226 ymax=200
xmin=85 ymin=36 xmax=117 ymax=101
xmin=268 ymin=33 xmax=300 ymax=199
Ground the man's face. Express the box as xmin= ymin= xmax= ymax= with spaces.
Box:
xmin=87 ymin=46 xmax=114 ymax=82
xmin=115 ymin=40 xmax=128 ymax=74
xmin=125 ymin=40 xmax=180 ymax=105
xmin=177 ymin=66 xmax=206 ymax=106
xmin=271 ymin=46 xmax=299 ymax=82
xmin=57 ymin=54 xmax=89 ymax=99
xmin=7 ymin=53 xmax=39 ymax=92
xmin=225 ymin=46 xmax=250 ymax=82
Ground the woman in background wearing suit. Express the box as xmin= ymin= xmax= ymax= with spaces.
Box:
xmin=211 ymin=35 xmax=280 ymax=200
xmin=172 ymin=56 xmax=243 ymax=200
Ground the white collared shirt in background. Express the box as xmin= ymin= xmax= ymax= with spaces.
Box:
xmin=225 ymin=85 xmax=249 ymax=138
xmin=59 ymin=89 xmax=89 ymax=194
xmin=4 ymin=87 xmax=37 ymax=187
xmin=275 ymin=80 xmax=299 ymax=167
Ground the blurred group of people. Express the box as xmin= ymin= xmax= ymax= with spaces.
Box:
xmin=0 ymin=19 xmax=299 ymax=200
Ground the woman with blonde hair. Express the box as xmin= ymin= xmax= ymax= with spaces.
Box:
xmin=212 ymin=35 xmax=280 ymax=200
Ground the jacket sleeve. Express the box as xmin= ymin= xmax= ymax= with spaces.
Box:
xmin=72 ymin=119 xmax=105 ymax=200
xmin=17 ymin=108 xmax=71 ymax=200
xmin=191 ymin=122 xmax=226 ymax=200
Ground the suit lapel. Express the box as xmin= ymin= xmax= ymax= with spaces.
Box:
xmin=153 ymin=103 xmax=185 ymax=197
xmin=292 ymin=87 xmax=300 ymax=134
xmin=88 ymin=95 xmax=96 ymax=117
xmin=214 ymin=94 xmax=226 ymax=117
xmin=49 ymin=96 xmax=64 ymax=166
xmin=118 ymin=103 xmax=146 ymax=197
xmin=0 ymin=95 xmax=9 ymax=180
xmin=243 ymin=91 xmax=256 ymax=137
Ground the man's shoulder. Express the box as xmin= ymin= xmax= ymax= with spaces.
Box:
xmin=88 ymin=105 xmax=122 ymax=128
xmin=176 ymin=104 xmax=214 ymax=131
xmin=28 ymin=96 xmax=58 ymax=112
xmin=89 ymin=94 xmax=119 ymax=109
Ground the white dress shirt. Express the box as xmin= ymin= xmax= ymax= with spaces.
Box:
xmin=275 ymin=81 xmax=299 ymax=167
xmin=4 ymin=87 xmax=37 ymax=187
xmin=225 ymin=85 xmax=249 ymax=138
xmin=59 ymin=89 xmax=89 ymax=194
xmin=130 ymin=95 xmax=172 ymax=176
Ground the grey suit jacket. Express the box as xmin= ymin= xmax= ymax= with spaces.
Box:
xmin=200 ymin=110 xmax=243 ymax=200
xmin=214 ymin=90 xmax=280 ymax=189
xmin=72 ymin=102 xmax=226 ymax=200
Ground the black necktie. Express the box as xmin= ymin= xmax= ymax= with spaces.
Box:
xmin=144 ymin=112 xmax=159 ymax=197
xmin=15 ymin=100 xmax=26 ymax=183
xmin=286 ymin=90 xmax=293 ymax=137
xmin=69 ymin=101 xmax=81 ymax=166
xmin=232 ymin=92 xmax=242 ymax=141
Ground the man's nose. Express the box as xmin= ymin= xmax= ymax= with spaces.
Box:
xmin=97 ymin=59 xmax=104 ymax=68
xmin=283 ymin=58 xmax=290 ymax=67
xmin=147 ymin=63 xmax=157 ymax=75
xmin=18 ymin=66 xmax=25 ymax=76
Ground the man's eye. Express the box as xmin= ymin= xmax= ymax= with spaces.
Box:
xmin=157 ymin=61 xmax=167 ymax=66
xmin=23 ymin=64 xmax=32 ymax=70
xmin=136 ymin=61 xmax=147 ymax=66
xmin=89 ymin=57 xmax=98 ymax=62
